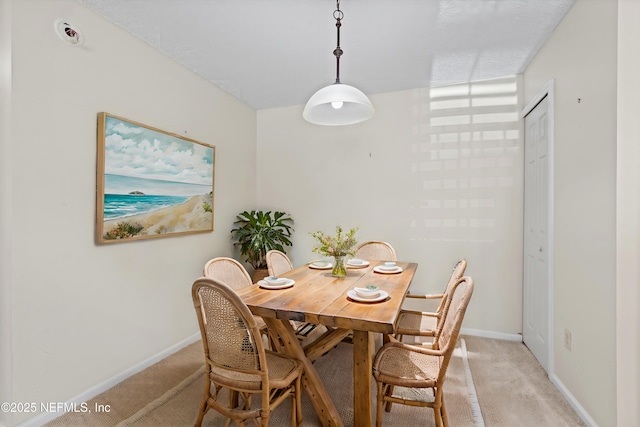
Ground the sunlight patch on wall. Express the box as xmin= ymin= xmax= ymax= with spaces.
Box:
xmin=409 ymin=75 xmax=521 ymax=243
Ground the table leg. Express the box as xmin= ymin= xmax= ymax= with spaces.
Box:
xmin=263 ymin=318 xmax=344 ymax=427
xmin=352 ymin=330 xmax=374 ymax=427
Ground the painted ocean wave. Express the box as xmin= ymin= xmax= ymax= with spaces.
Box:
xmin=103 ymin=194 xmax=189 ymax=220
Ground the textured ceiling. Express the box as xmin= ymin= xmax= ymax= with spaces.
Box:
xmin=75 ymin=0 xmax=574 ymax=110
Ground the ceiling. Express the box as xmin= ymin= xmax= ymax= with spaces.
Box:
xmin=75 ymin=0 xmax=574 ymax=110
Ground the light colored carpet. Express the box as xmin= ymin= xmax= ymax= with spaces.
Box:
xmin=47 ymin=339 xmax=480 ymax=426
xmin=463 ymin=336 xmax=585 ymax=427
xmin=46 ymin=336 xmax=585 ymax=426
xmin=119 ymin=340 xmax=477 ymax=426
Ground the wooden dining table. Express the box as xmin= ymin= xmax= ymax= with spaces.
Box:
xmin=236 ymin=259 xmax=418 ymax=427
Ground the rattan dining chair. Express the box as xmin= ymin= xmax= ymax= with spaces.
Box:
xmin=394 ymin=259 xmax=467 ymax=343
xmin=204 ymin=257 xmax=254 ymax=289
xmin=265 ymin=250 xmax=294 ymax=277
xmin=354 ymin=241 xmax=397 ymax=261
xmin=203 ymin=257 xmax=271 ymax=346
xmin=192 ymin=277 xmax=304 ymax=427
xmin=372 ymin=276 xmax=474 ymax=427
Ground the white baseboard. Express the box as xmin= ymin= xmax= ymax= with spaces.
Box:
xmin=461 ymin=328 xmax=523 ymax=342
xmin=18 ymin=333 xmax=201 ymax=427
xmin=549 ymin=374 xmax=598 ymax=427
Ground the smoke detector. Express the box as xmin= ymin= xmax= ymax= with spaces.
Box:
xmin=55 ymin=20 xmax=83 ymax=45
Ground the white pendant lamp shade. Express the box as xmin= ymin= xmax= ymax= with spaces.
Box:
xmin=303 ymin=0 xmax=374 ymax=126
xmin=303 ymin=83 xmax=374 ymax=126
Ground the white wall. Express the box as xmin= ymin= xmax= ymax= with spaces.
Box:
xmin=257 ymin=76 xmax=524 ymax=338
xmin=7 ymin=1 xmax=256 ymax=425
xmin=1 ymin=0 xmax=14 ymax=426
xmin=616 ymin=1 xmax=640 ymax=425
xmin=523 ymin=1 xmax=617 ymax=425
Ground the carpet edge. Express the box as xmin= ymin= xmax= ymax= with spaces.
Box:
xmin=115 ymin=365 xmax=206 ymax=427
xmin=460 ymin=338 xmax=485 ymax=427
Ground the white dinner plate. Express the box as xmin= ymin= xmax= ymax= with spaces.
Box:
xmin=373 ymin=266 xmax=403 ymax=274
xmin=347 ymin=259 xmax=370 ymax=268
xmin=347 ymin=289 xmax=389 ymax=303
xmin=309 ymin=261 xmax=332 ymax=270
xmin=259 ymin=279 xmax=295 ymax=289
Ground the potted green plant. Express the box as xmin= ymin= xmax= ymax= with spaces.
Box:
xmin=230 ymin=210 xmax=294 ymax=281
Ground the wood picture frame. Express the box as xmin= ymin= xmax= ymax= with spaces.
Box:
xmin=96 ymin=112 xmax=215 ymax=244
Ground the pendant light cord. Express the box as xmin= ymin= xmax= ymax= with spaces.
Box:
xmin=333 ymin=1 xmax=344 ymax=84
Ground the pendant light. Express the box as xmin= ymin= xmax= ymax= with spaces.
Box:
xmin=303 ymin=0 xmax=374 ymax=126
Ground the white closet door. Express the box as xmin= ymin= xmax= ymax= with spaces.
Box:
xmin=523 ymin=95 xmax=549 ymax=372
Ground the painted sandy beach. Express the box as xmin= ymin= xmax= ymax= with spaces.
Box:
xmin=102 ymin=193 xmax=213 ymax=240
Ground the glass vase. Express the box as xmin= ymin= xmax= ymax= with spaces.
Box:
xmin=332 ymin=255 xmax=347 ymax=278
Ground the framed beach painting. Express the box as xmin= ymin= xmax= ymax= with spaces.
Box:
xmin=96 ymin=113 xmax=215 ymax=244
